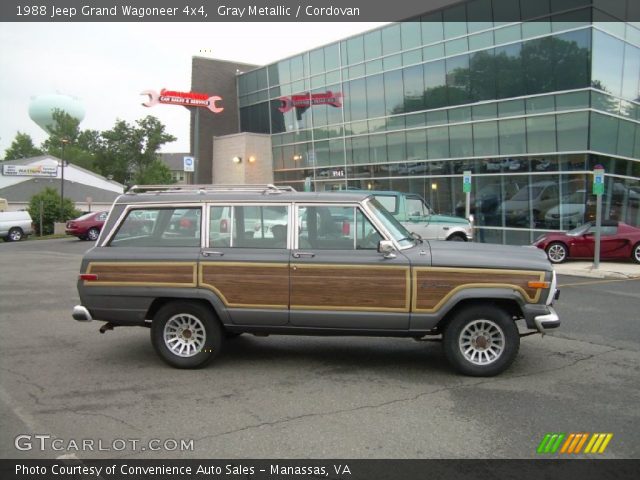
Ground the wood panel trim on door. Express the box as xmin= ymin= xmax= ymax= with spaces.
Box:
xmin=84 ymin=262 xmax=197 ymax=287
xmin=412 ymin=267 xmax=546 ymax=313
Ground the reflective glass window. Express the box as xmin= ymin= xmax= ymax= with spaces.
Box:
xmin=617 ymin=120 xmax=636 ymax=158
xmin=365 ymin=74 xmax=385 ymax=118
xmin=521 ymin=0 xmax=550 ymax=19
xmin=309 ymin=48 xmax=324 ymax=75
xmin=445 ymin=38 xmax=469 ymax=56
xmin=494 ymin=24 xmax=522 ymax=44
xmin=522 ymin=37 xmax=554 ymax=94
xmin=470 ymin=49 xmax=496 ymax=101
xmin=350 ymin=136 xmax=369 ymax=164
xmin=522 ymin=21 xmax=551 ymax=39
xmin=401 ymin=22 xmax=422 ymax=50
xmin=423 ymin=43 xmax=445 ymax=61
xmin=526 ymin=95 xmax=555 ymax=114
xmin=621 ymin=44 xmax=640 ymax=101
xmin=347 ymin=78 xmax=367 ymax=121
xmin=443 ymin=6 xmax=467 ymax=39
xmin=383 ymin=54 xmax=402 ymax=70
xmin=592 ymin=30 xmax=624 ymax=96
xmin=473 ymin=121 xmax=499 ymax=156
xmin=384 ymin=69 xmax=405 ymax=116
xmin=449 ymin=106 xmax=471 ymax=123
xmin=421 ymin=13 xmax=444 ymax=44
xmin=427 ymin=126 xmax=450 ymax=159
xmin=591 ymin=91 xmax=620 ymax=115
xmin=495 ymin=42 xmax=524 ymax=98
xmin=320 ymin=44 xmax=337 ymax=72
xmin=556 ymin=112 xmax=589 ymax=151
xmin=553 ymin=29 xmax=591 ymax=92
xmin=472 ymin=103 xmax=497 ymax=120
xmin=426 ymin=110 xmax=448 ymax=126
xmin=590 ymin=112 xmax=620 ymax=155
xmin=446 ymin=54 xmax=471 ymax=105
xmin=406 ymin=129 xmax=427 ymax=160
xmin=387 ymin=132 xmax=406 ymax=162
xmin=449 ymin=124 xmax=474 ymax=157
xmin=402 ymin=50 xmax=422 ymax=66
xmin=403 ymin=64 xmax=425 ymax=113
xmin=346 ymin=35 xmax=364 ymax=65
xmin=381 ymin=24 xmax=402 ymax=56
xmin=364 ymin=29 xmax=382 ymax=60
xmin=498 ymin=99 xmax=525 ymax=117
xmin=526 ymin=115 xmax=557 ymax=153
xmin=556 ymin=91 xmax=589 ymax=110
xmin=369 ymin=134 xmax=387 ymax=163
xmin=469 ymin=31 xmax=494 ymax=50
xmin=111 ymin=208 xmax=201 ymax=248
xmin=499 ymin=118 xmax=527 ymax=154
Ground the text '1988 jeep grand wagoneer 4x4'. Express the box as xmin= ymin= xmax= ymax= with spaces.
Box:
xmin=73 ymin=184 xmax=560 ymax=376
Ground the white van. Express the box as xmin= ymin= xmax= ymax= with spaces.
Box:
xmin=0 ymin=211 xmax=33 ymax=241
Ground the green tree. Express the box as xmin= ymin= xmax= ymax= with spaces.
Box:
xmin=95 ymin=115 xmax=176 ymax=185
xmin=3 ymin=132 xmax=42 ymax=160
xmin=41 ymin=110 xmax=97 ymax=171
xmin=28 ymin=187 xmax=80 ymax=234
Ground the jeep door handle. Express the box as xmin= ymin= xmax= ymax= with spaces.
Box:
xmin=201 ymin=250 xmax=224 ymax=257
xmin=292 ymin=251 xmax=315 ymax=258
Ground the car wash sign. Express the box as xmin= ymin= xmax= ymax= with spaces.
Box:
xmin=2 ymin=164 xmax=57 ymax=177
xmin=141 ymin=88 xmax=223 ymax=113
xmin=279 ymin=91 xmax=342 ymax=119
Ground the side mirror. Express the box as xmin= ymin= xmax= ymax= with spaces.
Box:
xmin=378 ymin=240 xmax=396 ymax=259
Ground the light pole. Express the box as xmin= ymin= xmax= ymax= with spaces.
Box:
xmin=60 ymin=138 xmax=70 ymax=221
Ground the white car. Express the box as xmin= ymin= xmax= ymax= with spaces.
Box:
xmin=0 ymin=211 xmax=33 ymax=241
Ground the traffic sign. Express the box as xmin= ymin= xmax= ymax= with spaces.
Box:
xmin=183 ymin=156 xmax=195 ymax=172
xmin=593 ymin=167 xmax=605 ymax=196
xmin=463 ymin=170 xmax=472 ymax=193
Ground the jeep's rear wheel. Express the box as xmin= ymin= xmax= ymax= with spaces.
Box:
xmin=443 ymin=305 xmax=519 ymax=376
xmin=151 ymin=302 xmax=223 ymax=368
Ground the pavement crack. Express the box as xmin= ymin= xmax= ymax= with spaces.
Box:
xmin=65 ymin=410 xmax=143 ymax=432
xmin=0 ymin=366 xmax=46 ymax=393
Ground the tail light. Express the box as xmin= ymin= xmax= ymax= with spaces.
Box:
xmin=342 ymin=220 xmax=350 ymax=236
xmin=220 ymin=218 xmax=228 ymax=233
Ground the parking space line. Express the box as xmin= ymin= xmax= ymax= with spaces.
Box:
xmin=558 ymin=278 xmax=640 ymax=288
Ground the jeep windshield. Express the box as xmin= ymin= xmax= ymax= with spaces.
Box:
xmin=366 ymin=198 xmax=415 ymax=249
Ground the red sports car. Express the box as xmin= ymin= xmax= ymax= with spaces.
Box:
xmin=66 ymin=211 xmax=108 ymax=241
xmin=533 ymin=221 xmax=640 ymax=264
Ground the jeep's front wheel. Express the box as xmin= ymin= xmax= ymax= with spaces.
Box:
xmin=151 ymin=302 xmax=223 ymax=368
xmin=443 ymin=305 xmax=519 ymax=376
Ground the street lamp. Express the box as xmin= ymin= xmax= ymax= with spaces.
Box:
xmin=60 ymin=138 xmax=70 ymax=221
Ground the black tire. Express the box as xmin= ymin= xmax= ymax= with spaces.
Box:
xmin=447 ymin=233 xmax=467 ymax=242
xmin=546 ymin=241 xmax=568 ymax=264
xmin=87 ymin=227 xmax=100 ymax=241
xmin=7 ymin=227 xmax=24 ymax=242
xmin=151 ymin=301 xmax=223 ymax=369
xmin=632 ymin=242 xmax=640 ymax=264
xmin=443 ymin=305 xmax=520 ymax=377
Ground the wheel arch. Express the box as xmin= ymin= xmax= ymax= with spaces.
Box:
xmin=435 ymin=296 xmax=524 ymax=334
xmin=145 ymin=291 xmax=230 ymax=326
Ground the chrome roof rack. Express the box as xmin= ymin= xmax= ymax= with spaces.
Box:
xmin=126 ymin=184 xmax=297 ymax=195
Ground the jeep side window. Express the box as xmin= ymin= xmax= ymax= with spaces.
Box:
xmin=297 ymin=206 xmax=381 ymax=250
xmin=110 ymin=207 xmax=201 ymax=247
xmin=209 ymin=205 xmax=288 ymax=249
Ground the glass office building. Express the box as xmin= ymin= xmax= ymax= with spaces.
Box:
xmin=235 ymin=0 xmax=640 ymax=244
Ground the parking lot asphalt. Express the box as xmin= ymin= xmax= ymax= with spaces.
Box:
xmin=0 ymin=238 xmax=638 ymax=459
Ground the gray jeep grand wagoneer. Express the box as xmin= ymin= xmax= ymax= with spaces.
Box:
xmin=73 ymin=184 xmax=560 ymax=376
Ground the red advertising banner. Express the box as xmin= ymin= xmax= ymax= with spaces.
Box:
xmin=141 ymin=88 xmax=223 ymax=113
xmin=278 ymin=91 xmax=342 ymax=113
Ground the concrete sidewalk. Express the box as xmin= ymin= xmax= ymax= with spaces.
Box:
xmin=553 ymin=260 xmax=640 ymax=279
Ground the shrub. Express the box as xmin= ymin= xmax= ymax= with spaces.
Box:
xmin=28 ymin=188 xmax=80 ymax=235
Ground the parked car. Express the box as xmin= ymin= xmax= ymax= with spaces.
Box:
xmin=544 ymin=190 xmax=587 ymax=230
xmin=351 ymin=190 xmax=473 ymax=241
xmin=65 ymin=211 xmax=108 ymax=241
xmin=498 ymin=181 xmax=560 ymax=227
xmin=454 ymin=181 xmax=522 ymax=219
xmin=533 ymin=221 xmax=640 ymax=264
xmin=0 ymin=211 xmax=33 ymax=241
xmin=72 ymin=184 xmax=561 ymax=376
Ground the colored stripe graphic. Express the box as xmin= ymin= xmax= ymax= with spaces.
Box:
xmin=539 ymin=433 xmax=613 ymax=454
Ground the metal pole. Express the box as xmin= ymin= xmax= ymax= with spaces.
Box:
xmin=39 ymin=200 xmax=43 ymax=237
xmin=465 ymin=191 xmax=471 ymax=220
xmin=60 ymin=140 xmax=66 ymax=221
xmin=193 ymin=108 xmax=200 ymax=185
xmin=593 ymin=193 xmax=602 ymax=269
